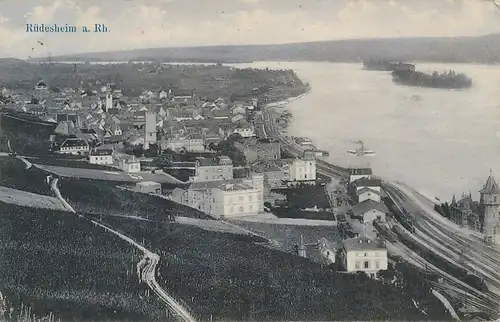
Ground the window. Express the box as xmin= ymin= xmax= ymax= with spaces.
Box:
xmin=375 ymin=251 xmax=380 ymax=257
xmin=239 ymin=206 xmax=244 ymax=213
xmin=355 ymin=261 xmax=361 ymax=269
xmin=249 ymin=205 xmax=253 ymax=211
xmin=375 ymin=260 xmax=380 ymax=269
xmin=305 ymin=174 xmax=308 ymax=179
xmin=495 ymin=196 xmax=498 ymax=203
xmin=364 ymin=252 xmax=367 ymax=257
xmin=249 ymin=195 xmax=253 ymax=201
xmin=364 ymin=261 xmax=370 ymax=269
xmin=238 ymin=196 xmax=244 ymax=201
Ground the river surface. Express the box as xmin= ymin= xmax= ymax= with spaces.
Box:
xmin=234 ymin=62 xmax=500 ymax=201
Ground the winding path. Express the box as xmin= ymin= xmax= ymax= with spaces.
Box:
xmin=49 ymin=177 xmax=196 ymax=322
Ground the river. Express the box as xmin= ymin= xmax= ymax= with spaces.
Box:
xmin=234 ymin=61 xmax=500 ymax=201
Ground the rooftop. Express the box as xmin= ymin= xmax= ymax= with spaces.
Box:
xmin=356 ymin=187 xmax=381 ymax=196
xmin=61 ymin=138 xmax=88 ymax=148
xmin=480 ymin=171 xmax=499 ymax=194
xmin=349 ymin=168 xmax=373 ymax=176
xmin=196 ymin=156 xmax=232 ymax=167
xmin=343 ymin=236 xmax=385 ymax=252
xmin=353 ymin=177 xmax=382 ymax=187
xmin=351 ymin=199 xmax=389 ymax=216
xmin=137 ymin=181 xmax=161 ymax=187
xmin=90 ymin=149 xmax=113 ymax=156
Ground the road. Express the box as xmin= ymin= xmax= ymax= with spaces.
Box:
xmin=49 ymin=177 xmax=197 ymax=322
xmin=36 ymin=164 xmax=184 ymax=184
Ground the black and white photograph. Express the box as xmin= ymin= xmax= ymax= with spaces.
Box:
xmin=0 ymin=0 xmax=500 ymax=321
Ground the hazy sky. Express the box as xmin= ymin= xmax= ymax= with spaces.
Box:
xmin=0 ymin=0 xmax=499 ymax=58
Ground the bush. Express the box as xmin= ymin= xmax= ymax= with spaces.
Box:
xmin=273 ymin=185 xmax=330 ymax=209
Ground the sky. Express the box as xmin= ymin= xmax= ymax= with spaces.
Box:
xmin=0 ymin=0 xmax=499 ymax=58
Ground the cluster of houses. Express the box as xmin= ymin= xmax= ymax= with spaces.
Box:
xmin=313 ymin=167 xmax=390 ymax=277
xmin=2 ymin=81 xmax=264 ymax=171
xmin=2 ymin=80 xmax=390 ymax=276
xmin=171 ymin=156 xmax=265 ymax=219
xmin=170 ymin=148 xmax=318 ymax=219
xmin=347 ymin=167 xmax=389 ymax=224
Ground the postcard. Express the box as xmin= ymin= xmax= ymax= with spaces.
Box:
xmin=0 ymin=0 xmax=499 ymax=321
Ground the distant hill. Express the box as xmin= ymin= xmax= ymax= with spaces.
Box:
xmin=44 ymin=33 xmax=500 ymax=64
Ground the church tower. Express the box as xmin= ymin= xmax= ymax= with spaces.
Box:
xmin=105 ymin=91 xmax=113 ymax=113
xmin=143 ymin=110 xmax=157 ymax=150
xmin=480 ymin=170 xmax=500 ymax=244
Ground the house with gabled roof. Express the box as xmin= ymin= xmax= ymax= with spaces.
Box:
xmin=351 ymin=199 xmax=388 ymax=223
xmin=356 ymin=187 xmax=381 ymax=203
xmin=58 ymin=137 xmax=89 ymax=155
xmin=348 ymin=167 xmax=373 ymax=183
xmin=341 ymin=236 xmax=388 ymax=277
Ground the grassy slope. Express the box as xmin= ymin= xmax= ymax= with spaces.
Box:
xmin=101 ymin=217 xmax=450 ymax=322
xmin=57 ymin=177 xmax=208 ymax=220
xmin=0 ymin=157 xmax=52 ymax=196
xmin=0 ymin=203 xmax=169 ymax=322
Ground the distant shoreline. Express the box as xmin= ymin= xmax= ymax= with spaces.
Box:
xmin=24 ymin=59 xmax=500 ymax=67
xmin=265 ymin=87 xmax=311 ymax=108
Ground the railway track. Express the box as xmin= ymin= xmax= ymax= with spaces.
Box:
xmin=383 ymin=182 xmax=500 ymax=319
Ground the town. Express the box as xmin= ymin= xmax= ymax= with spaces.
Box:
xmin=0 ymin=59 xmax=499 ymax=322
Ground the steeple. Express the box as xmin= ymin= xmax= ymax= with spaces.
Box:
xmin=451 ymin=194 xmax=457 ymax=205
xmin=480 ymin=169 xmax=499 ymax=194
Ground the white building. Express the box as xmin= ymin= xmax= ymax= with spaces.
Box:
xmin=89 ymin=149 xmax=113 ymax=165
xmin=58 ymin=138 xmax=89 ymax=155
xmin=351 ymin=200 xmax=389 ymax=223
xmin=35 ymin=80 xmax=48 ymax=91
xmin=286 ymin=154 xmax=316 ymax=182
xmin=135 ymin=181 xmax=162 ymax=194
xmin=161 ymin=135 xmax=205 ymax=153
xmin=190 ymin=156 xmax=233 ymax=183
xmin=349 ymin=168 xmax=373 ymax=183
xmin=173 ymin=174 xmax=264 ymax=219
xmin=342 ymin=236 xmax=388 ymax=277
xmin=105 ymin=92 xmax=113 ymax=112
xmin=232 ymin=121 xmax=255 ymax=138
xmin=356 ymin=187 xmax=381 ymax=203
xmin=120 ymin=156 xmax=141 ymax=173
xmin=318 ymin=238 xmax=337 ymax=265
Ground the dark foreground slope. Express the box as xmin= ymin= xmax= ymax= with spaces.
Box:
xmin=102 ymin=217 xmax=450 ymax=322
xmin=57 ymin=177 xmax=207 ymax=220
xmin=0 ymin=203 xmax=170 ymax=322
xmin=49 ymin=34 xmax=500 ymax=64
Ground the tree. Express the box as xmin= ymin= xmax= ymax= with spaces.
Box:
xmin=153 ymin=152 xmax=173 ymax=168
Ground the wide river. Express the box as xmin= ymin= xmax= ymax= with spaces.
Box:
xmin=234 ymin=61 xmax=500 ymax=201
